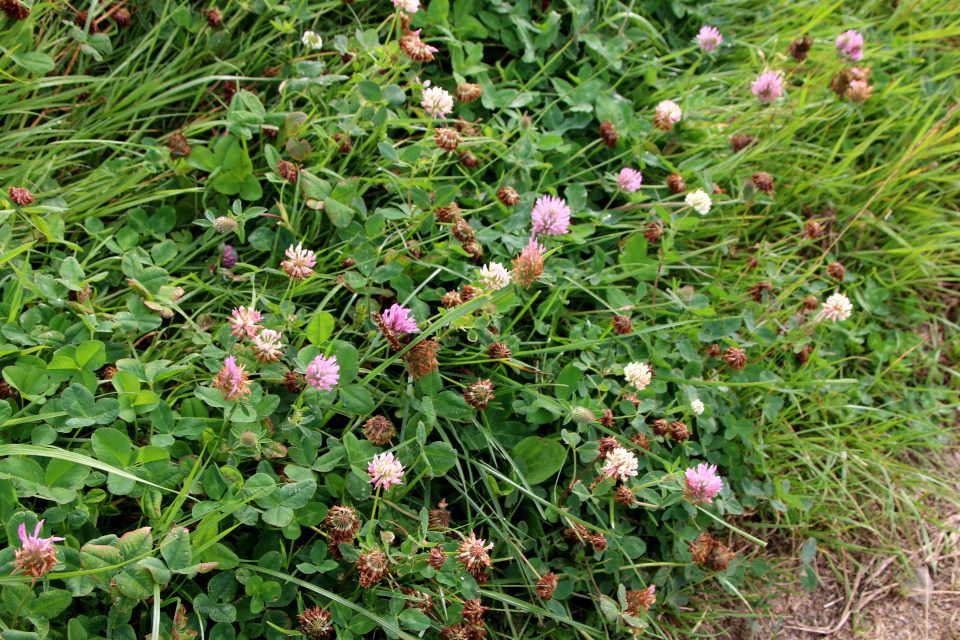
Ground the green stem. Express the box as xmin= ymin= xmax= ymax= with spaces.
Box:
xmin=12 ymin=583 xmax=34 ymax=630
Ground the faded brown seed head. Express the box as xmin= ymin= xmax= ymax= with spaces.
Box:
xmin=667 ymin=173 xmax=686 ymax=194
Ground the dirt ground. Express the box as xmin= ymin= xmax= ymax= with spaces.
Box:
xmin=705 ymin=450 xmax=960 ymax=639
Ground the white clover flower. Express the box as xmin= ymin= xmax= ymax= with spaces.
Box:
xmin=601 ymin=447 xmax=639 ymax=482
xmin=691 ymin=399 xmax=705 ymax=415
xmin=301 ymin=31 xmax=323 ymax=50
xmin=624 ymin=362 xmax=652 ymax=390
xmin=818 ymin=292 xmax=853 ymax=323
xmin=479 ymin=262 xmax=512 ymax=290
xmin=421 ymin=86 xmax=453 ymax=118
xmin=685 ymin=189 xmax=712 ymax=215
xmin=393 ymin=0 xmax=420 ymax=12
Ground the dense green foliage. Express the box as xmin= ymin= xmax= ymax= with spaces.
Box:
xmin=1 ymin=0 xmax=958 ymax=639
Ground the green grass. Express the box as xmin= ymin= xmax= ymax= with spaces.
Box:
xmin=1 ymin=0 xmax=959 ymax=637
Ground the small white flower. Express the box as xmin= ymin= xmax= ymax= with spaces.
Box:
xmin=818 ymin=292 xmax=853 ymax=323
xmin=421 ymin=86 xmax=453 ymax=118
xmin=601 ymin=447 xmax=639 ymax=482
xmin=624 ymin=362 xmax=652 ymax=390
xmin=480 ymin=262 xmax=512 ymax=290
xmin=691 ymin=399 xmax=705 ymax=415
xmin=685 ymin=189 xmax=712 ymax=215
xmin=393 ymin=0 xmax=420 ymax=12
xmin=301 ymin=31 xmax=323 ymax=50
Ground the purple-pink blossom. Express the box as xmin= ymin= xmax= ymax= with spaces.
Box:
xmin=751 ymin=71 xmax=784 ymax=103
xmin=368 ymin=452 xmax=404 ymax=490
xmin=12 ymin=520 xmax=64 ymax=583
xmin=213 ymin=356 xmax=252 ymax=401
xmin=305 ymin=354 xmax=340 ymax=391
xmin=531 ymin=194 xmax=571 ymax=237
xmin=381 ymin=304 xmax=420 ymax=334
xmin=697 ymin=26 xmax=723 ymax=52
xmin=229 ymin=306 xmax=262 ymax=340
xmin=683 ymin=463 xmax=724 ymax=506
xmin=836 ymin=29 xmax=864 ymax=62
xmin=618 ymin=168 xmax=643 ymax=193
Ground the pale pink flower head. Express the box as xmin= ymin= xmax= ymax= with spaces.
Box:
xmin=213 ymin=356 xmax=252 ymax=401
xmin=421 ymin=86 xmax=453 ymax=118
xmin=367 ymin=452 xmax=404 ymax=490
xmin=683 ymin=463 xmax=724 ymax=506
xmin=252 ymin=329 xmax=284 ymax=363
xmin=836 ymin=29 xmax=864 ymax=62
xmin=480 ymin=262 xmax=512 ymax=290
xmin=381 ymin=304 xmax=419 ymax=334
xmin=12 ymin=519 xmax=64 ymax=584
xmin=281 ymin=243 xmax=316 ymax=281
xmin=458 ymin=531 xmax=494 ymax=571
xmin=512 ymin=237 xmax=545 ymax=288
xmin=305 ymin=354 xmax=340 ymax=391
xmin=751 ymin=71 xmax=784 ymax=103
xmin=697 ymin=26 xmax=723 ymax=52
xmin=817 ymin=292 xmax=853 ymax=323
xmin=229 ymin=306 xmax=262 ymax=340
xmin=601 ymin=447 xmax=639 ymax=482
xmin=393 ymin=0 xmax=419 ymax=12
xmin=531 ymin=194 xmax=571 ymax=237
xmin=653 ymin=100 xmax=682 ymax=131
xmin=618 ymin=168 xmax=643 ymax=193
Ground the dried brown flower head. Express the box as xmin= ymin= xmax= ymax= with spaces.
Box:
xmin=452 ymin=218 xmax=475 ymax=243
xmin=599 ymin=119 xmax=619 ymax=148
xmin=454 ymin=116 xmax=480 ymax=136
xmin=803 ymin=295 xmax=819 ymax=311
xmin=324 ymin=505 xmax=361 ymax=546
xmin=830 ymin=67 xmax=872 ymax=96
xmin=222 ymin=82 xmax=237 ymax=103
xmin=597 ymin=436 xmax=619 ymax=457
xmin=0 ymin=381 xmax=17 ymax=400
xmin=460 ymin=285 xmax=481 ymax=303
xmin=751 ymin=172 xmax=774 ymax=193
xmin=614 ymin=485 xmax=637 ymax=507
xmin=458 ymin=531 xmax=494 ymax=571
xmin=600 ymin=409 xmax=614 ymax=428
xmin=403 ymin=339 xmax=440 ymax=379
xmin=846 ymin=80 xmax=873 ymax=105
xmin=787 ymin=35 xmax=813 ymax=62
xmin=512 ymin=239 xmax=544 ymax=289
xmin=667 ymin=173 xmax=686 ymax=194
xmin=612 ymin=315 xmax=632 ymax=335
xmin=435 ymin=202 xmax=461 ymax=224
xmin=357 ymin=550 xmax=389 ymax=587
xmin=645 ymin=221 xmax=662 ymax=243
xmin=8 ymin=187 xmax=35 ymax=206
xmin=298 ymin=606 xmax=334 ymax=639
xmin=497 ymin=186 xmax=520 ymax=207
xmin=277 ymin=160 xmax=299 ymax=182
xmin=730 ymin=134 xmax=756 ymax=153
xmin=284 ymin=371 xmax=305 ymax=394
xmin=706 ymin=344 xmax=721 ymax=358
xmin=725 ymin=347 xmax=747 ymax=371
xmin=399 ymin=30 xmax=437 ymax=62
xmin=488 ymin=342 xmax=511 ymax=360
xmin=429 ymin=547 xmax=447 ymax=570
xmin=630 ymin=433 xmax=649 ymax=451
xmin=459 ymin=151 xmax=480 ymax=168
xmin=463 ymin=379 xmax=495 ymax=410
xmin=401 ymin=587 xmax=434 ymax=613
xmin=440 ymin=624 xmax=472 ymax=640
xmin=709 ymin=542 xmax=737 ymax=571
xmin=74 ymin=11 xmax=100 ymax=33
xmin=461 ymin=599 xmax=489 ymax=625
xmin=455 ymin=83 xmax=483 ymax=103
xmin=428 ymin=499 xmax=451 ymax=530
xmin=0 ymin=0 xmax=30 ymax=20
xmin=463 ymin=241 xmax=484 ymax=263
xmin=205 ymin=7 xmax=222 ymax=28
xmin=651 ymin=419 xmax=670 ymax=436
xmin=364 ymin=415 xmax=395 ymax=446
xmin=441 ymin=291 xmax=463 ymax=309
xmin=668 ymin=421 xmax=689 ymax=443
xmin=625 ymin=586 xmax=656 ymax=615
xmin=536 ymin=572 xmax=559 ymax=600
xmin=100 ymin=365 xmax=118 ymax=381
xmin=435 ymin=128 xmax=461 ymax=152
xmin=341 ymin=257 xmax=356 ymax=269
xmin=111 ymin=7 xmax=132 ymax=27
xmin=167 ymin=132 xmax=191 ymax=158
xmin=827 ymin=262 xmax=845 ymax=281
xmin=796 ymin=344 xmax=813 ymax=365
xmin=804 ymin=219 xmax=822 ymax=240
xmin=750 ymin=281 xmax=773 ymax=302
xmin=334 ymin=133 xmax=352 ymax=154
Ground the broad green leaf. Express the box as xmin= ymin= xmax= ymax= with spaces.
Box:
xmin=91 ymin=428 xmax=132 ymax=468
xmin=161 ymin=526 xmax=193 ymax=570
xmin=306 ymin=311 xmax=335 ymax=345
xmin=511 ymin=437 xmax=566 ymax=485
